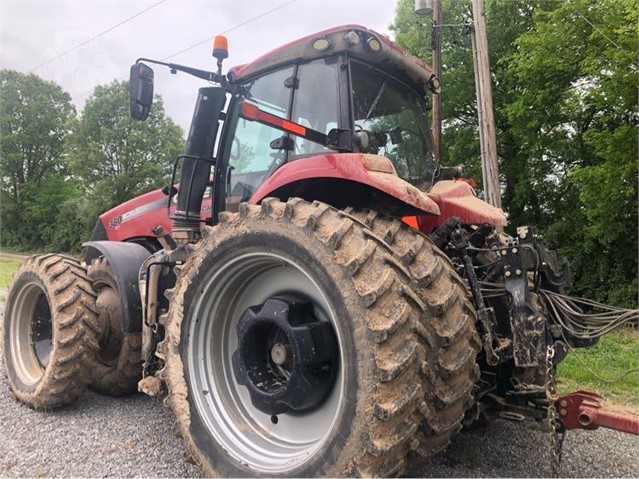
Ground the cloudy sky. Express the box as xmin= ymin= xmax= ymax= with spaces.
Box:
xmin=1 ymin=0 xmax=403 ymax=132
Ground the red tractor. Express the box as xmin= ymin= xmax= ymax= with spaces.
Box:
xmin=3 ymin=25 xmax=637 ymax=477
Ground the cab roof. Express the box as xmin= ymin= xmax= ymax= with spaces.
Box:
xmin=227 ymin=25 xmax=437 ymax=95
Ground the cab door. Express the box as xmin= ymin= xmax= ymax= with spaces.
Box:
xmin=218 ymin=57 xmax=342 ymax=213
xmin=224 ymin=66 xmax=294 ymax=213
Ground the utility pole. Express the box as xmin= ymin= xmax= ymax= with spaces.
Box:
xmin=414 ymin=0 xmax=442 ymax=163
xmin=470 ymin=0 xmax=501 ymax=209
xmin=431 ymin=0 xmax=442 ymax=163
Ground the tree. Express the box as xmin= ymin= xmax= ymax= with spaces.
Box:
xmin=507 ymin=0 xmax=638 ymax=306
xmin=391 ymin=0 xmax=638 ymax=306
xmin=66 ymin=80 xmax=184 ymax=230
xmin=0 ymin=70 xmax=76 ymax=249
xmin=391 ymin=0 xmax=540 ymax=206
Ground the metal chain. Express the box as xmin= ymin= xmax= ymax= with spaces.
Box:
xmin=545 ymin=345 xmax=565 ymax=477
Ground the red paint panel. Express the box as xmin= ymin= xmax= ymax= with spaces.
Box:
xmin=240 ymin=102 xmax=307 ymax=136
xmin=99 ymin=188 xmax=213 ymax=242
xmin=557 ymin=391 xmax=639 ymax=435
xmin=229 ymin=24 xmax=373 ymax=80
xmin=98 ymin=153 xmax=441 ymax=244
xmin=419 ymin=180 xmax=507 ymax=233
xmin=282 ymin=119 xmax=306 ymax=136
xmin=402 ymin=216 xmax=419 ymax=229
xmin=99 ymin=164 xmax=506 ymax=245
xmin=251 ymin=153 xmax=440 ymax=215
xmin=227 ymin=24 xmax=435 ymax=94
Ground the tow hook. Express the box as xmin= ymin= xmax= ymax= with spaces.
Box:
xmin=556 ymin=391 xmax=639 ymax=435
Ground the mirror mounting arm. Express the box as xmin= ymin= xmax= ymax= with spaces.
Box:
xmin=135 ymin=57 xmax=227 ymax=85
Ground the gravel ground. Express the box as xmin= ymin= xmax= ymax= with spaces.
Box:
xmin=1 ymin=291 xmax=637 ymax=477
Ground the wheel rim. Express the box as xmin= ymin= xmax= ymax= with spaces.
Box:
xmin=8 ymin=282 xmax=53 ymax=385
xmin=187 ymin=252 xmax=345 ymax=473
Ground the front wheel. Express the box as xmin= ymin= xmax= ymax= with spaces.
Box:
xmin=161 ymin=199 xmax=428 ymax=477
xmin=2 ymin=254 xmax=100 ymax=409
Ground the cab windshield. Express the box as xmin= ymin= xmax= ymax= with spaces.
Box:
xmin=350 ymin=60 xmax=438 ymax=189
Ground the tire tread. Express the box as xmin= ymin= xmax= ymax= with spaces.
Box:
xmin=161 ymin=198 xmax=432 ymax=477
xmin=3 ymin=254 xmax=99 ymax=409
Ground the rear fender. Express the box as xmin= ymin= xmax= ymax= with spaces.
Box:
xmin=251 ymin=153 xmax=440 ymax=216
xmin=83 ymin=241 xmax=151 ymax=334
xmin=421 ymin=180 xmax=507 ymax=231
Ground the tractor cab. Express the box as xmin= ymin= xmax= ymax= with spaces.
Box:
xmin=221 ymin=25 xmax=440 ymax=212
xmin=224 ymin=32 xmax=439 ymax=204
xmin=129 ymin=25 xmax=448 ymax=237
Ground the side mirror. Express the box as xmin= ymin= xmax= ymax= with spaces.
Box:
xmin=129 ymin=62 xmax=154 ymax=120
xmin=327 ymin=128 xmax=353 ymax=151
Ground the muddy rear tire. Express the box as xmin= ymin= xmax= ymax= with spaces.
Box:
xmin=2 ymin=254 xmax=100 ymax=409
xmin=344 ymin=208 xmax=481 ymax=461
xmin=160 ymin=198 xmax=432 ymax=477
xmin=87 ymin=257 xmax=142 ymax=396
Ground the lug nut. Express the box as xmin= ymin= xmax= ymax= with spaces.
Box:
xmin=505 ymin=271 xmax=512 ymax=277
xmin=515 ymin=269 xmax=522 ymax=275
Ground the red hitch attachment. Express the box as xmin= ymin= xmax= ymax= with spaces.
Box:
xmin=556 ymin=391 xmax=639 ymax=435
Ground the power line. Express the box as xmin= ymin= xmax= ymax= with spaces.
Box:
xmin=162 ymin=0 xmax=298 ymax=62
xmin=576 ymin=12 xmax=629 ymax=57
xmin=71 ymin=0 xmax=298 ymax=102
xmin=30 ymin=0 xmax=167 ymax=73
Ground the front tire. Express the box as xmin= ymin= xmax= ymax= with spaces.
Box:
xmin=87 ymin=256 xmax=142 ymax=396
xmin=2 ymin=254 xmax=100 ymax=409
xmin=161 ymin=198 xmax=428 ymax=477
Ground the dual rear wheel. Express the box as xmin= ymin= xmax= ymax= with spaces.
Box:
xmin=160 ymin=198 xmax=480 ymax=476
xmin=86 ymin=257 xmax=142 ymax=396
xmin=2 ymin=254 xmax=100 ymax=409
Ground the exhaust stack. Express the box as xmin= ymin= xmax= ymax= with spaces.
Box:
xmin=173 ymin=87 xmax=227 ymax=243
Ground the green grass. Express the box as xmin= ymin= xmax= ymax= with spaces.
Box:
xmin=557 ymin=328 xmax=639 ymax=406
xmin=0 ymin=258 xmax=23 ymax=291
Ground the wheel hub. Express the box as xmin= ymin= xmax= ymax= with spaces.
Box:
xmin=232 ymin=296 xmax=338 ymax=415
xmin=31 ymin=291 xmax=52 ymax=368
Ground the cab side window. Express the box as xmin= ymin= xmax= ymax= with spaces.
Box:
xmin=290 ymin=59 xmax=339 ymax=158
xmin=227 ymin=67 xmax=294 ymax=210
xmin=225 ymin=59 xmax=340 ymax=211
